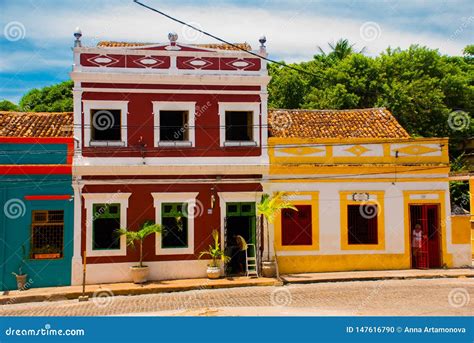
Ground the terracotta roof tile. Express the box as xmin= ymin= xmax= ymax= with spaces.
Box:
xmin=0 ymin=111 xmax=73 ymax=138
xmin=96 ymin=41 xmax=252 ymax=51
xmin=268 ymin=108 xmax=410 ymax=139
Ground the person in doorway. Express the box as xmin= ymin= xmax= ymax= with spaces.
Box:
xmin=233 ymin=234 xmax=248 ymax=275
xmin=412 ymin=224 xmax=423 ymax=267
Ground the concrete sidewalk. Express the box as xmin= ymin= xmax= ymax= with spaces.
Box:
xmin=281 ymin=268 xmax=474 ymax=284
xmin=0 ymin=276 xmax=279 ymax=305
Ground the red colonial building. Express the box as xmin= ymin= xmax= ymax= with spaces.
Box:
xmin=70 ymin=31 xmax=270 ymax=284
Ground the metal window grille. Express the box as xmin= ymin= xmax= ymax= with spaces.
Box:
xmin=31 ymin=210 xmax=64 ymax=259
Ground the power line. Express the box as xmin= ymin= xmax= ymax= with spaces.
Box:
xmin=132 ymin=0 xmax=317 ymax=77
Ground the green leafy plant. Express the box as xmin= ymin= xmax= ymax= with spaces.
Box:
xmin=12 ymin=245 xmax=27 ymax=277
xmin=116 ymin=221 xmax=162 ymax=268
xmin=199 ymin=230 xmax=230 ymax=267
xmin=257 ymin=192 xmax=298 ymax=261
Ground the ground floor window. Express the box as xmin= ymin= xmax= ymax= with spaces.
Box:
xmin=281 ymin=205 xmax=312 ymax=246
xmin=92 ymin=203 xmax=121 ymax=250
xmin=31 ymin=210 xmax=64 ymax=259
xmin=347 ymin=204 xmax=378 ymax=244
xmin=161 ymin=203 xmax=188 ymax=248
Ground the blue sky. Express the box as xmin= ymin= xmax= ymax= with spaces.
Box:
xmin=0 ymin=0 xmax=473 ymax=104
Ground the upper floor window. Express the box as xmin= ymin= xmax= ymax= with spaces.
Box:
xmin=83 ymin=100 xmax=128 ymax=147
xmin=153 ymin=102 xmax=196 ymax=147
xmin=160 ymin=111 xmax=189 ymax=142
xmin=218 ymin=102 xmax=260 ymax=147
xmin=225 ymin=111 xmax=253 ymax=142
xmin=91 ymin=109 xmax=122 ymax=142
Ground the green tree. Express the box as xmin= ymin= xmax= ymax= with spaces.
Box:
xmin=116 ymin=221 xmax=162 ymax=268
xmin=19 ymin=80 xmax=73 ymax=112
xmin=0 ymin=100 xmax=19 ymax=111
xmin=316 ymin=38 xmax=366 ymax=61
xmin=257 ymin=192 xmax=297 ymax=261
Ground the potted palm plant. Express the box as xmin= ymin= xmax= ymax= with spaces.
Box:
xmin=12 ymin=245 xmax=28 ymax=290
xmin=116 ymin=221 xmax=162 ymax=284
xmin=199 ymin=229 xmax=230 ymax=279
xmin=257 ymin=192 xmax=297 ymax=277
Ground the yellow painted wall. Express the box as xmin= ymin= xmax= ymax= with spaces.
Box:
xmin=470 ymin=178 xmax=474 ymax=223
xmin=471 ymin=221 xmax=474 ymax=258
xmin=276 ymin=190 xmax=454 ymax=274
xmin=451 ymin=215 xmax=471 ymax=244
xmin=278 ymin=254 xmax=409 ymax=274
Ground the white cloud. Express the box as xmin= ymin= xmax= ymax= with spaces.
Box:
xmin=1 ymin=1 xmax=469 ymax=62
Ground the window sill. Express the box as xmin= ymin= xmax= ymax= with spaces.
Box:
xmin=157 ymin=141 xmax=193 ymax=147
xmin=89 ymin=141 xmax=126 ymax=147
xmin=87 ymin=249 xmax=127 ymax=257
xmin=155 ymin=246 xmax=194 ymax=255
xmin=223 ymin=141 xmax=258 ymax=147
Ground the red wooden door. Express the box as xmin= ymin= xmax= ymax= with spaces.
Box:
xmin=426 ymin=205 xmax=441 ymax=268
xmin=409 ymin=204 xmax=441 ymax=269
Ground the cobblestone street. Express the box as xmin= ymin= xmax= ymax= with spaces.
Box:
xmin=1 ymin=278 xmax=472 ymax=316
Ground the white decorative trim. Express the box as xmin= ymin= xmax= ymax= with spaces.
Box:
xmin=409 ymin=193 xmax=439 ymax=200
xmin=89 ymin=141 xmax=126 ymax=147
xmin=152 ymin=192 xmax=199 ymax=255
xmin=223 ymin=141 xmax=258 ymax=147
xmin=72 ymin=163 xmax=268 ymax=177
xmin=83 ymin=192 xmax=131 ymax=257
xmin=152 ymin=101 xmax=196 ymax=148
xmin=71 ymin=72 xmax=271 ymax=87
xmin=72 ymin=85 xmax=83 ymax=154
xmin=71 ymin=181 xmax=84 ymax=285
xmin=218 ymin=102 xmax=261 ymax=147
xmin=82 ymin=100 xmax=129 ymax=147
xmin=81 ymin=88 xmax=261 ymax=95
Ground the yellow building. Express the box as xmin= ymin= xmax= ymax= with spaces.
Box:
xmin=265 ymin=108 xmax=472 ymax=273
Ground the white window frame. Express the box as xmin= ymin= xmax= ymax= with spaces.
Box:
xmin=218 ymin=102 xmax=260 ymax=147
xmin=152 ymin=192 xmax=199 ymax=255
xmin=83 ymin=100 xmax=128 ymax=147
xmin=152 ymin=101 xmax=196 ymax=148
xmin=83 ymin=192 xmax=131 ymax=257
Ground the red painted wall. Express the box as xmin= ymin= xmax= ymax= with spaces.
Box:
xmin=81 ymin=182 xmax=262 ymax=264
xmin=81 ymin=92 xmax=263 ymax=158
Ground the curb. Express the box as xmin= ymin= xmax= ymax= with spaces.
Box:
xmin=280 ymin=273 xmax=474 ymax=285
xmin=0 ymin=279 xmax=279 ymax=306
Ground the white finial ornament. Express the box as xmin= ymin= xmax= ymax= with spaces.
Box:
xmin=168 ymin=32 xmax=178 ymax=44
xmin=74 ymin=27 xmax=82 ymax=47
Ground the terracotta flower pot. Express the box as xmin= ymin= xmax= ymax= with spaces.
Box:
xmin=15 ymin=274 xmax=28 ymax=290
xmin=130 ymin=266 xmax=149 ymax=284
xmin=261 ymin=261 xmax=277 ymax=277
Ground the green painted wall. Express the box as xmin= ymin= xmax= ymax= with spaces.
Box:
xmin=0 ymin=142 xmax=73 ymax=291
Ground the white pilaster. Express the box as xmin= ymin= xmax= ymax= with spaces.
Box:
xmin=71 ymin=180 xmax=84 ymax=285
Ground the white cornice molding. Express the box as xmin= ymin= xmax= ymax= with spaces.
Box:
xmin=72 ymin=164 xmax=268 ymax=176
xmin=70 ymin=71 xmax=271 ymax=86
